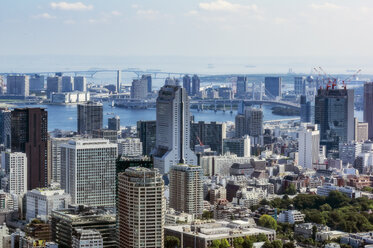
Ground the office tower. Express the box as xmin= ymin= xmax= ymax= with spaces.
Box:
xmin=165 ymin=77 xmax=178 ymax=86
xmin=300 ymin=95 xmax=312 ymax=123
xmin=50 ymin=137 xmax=70 ymax=184
xmin=74 ymin=76 xmax=87 ymax=92
xmin=118 ymin=138 xmax=142 ymax=156
xmin=0 ymin=109 xmax=9 ymax=146
xmin=118 ymin=167 xmax=164 ymax=248
xmin=236 ymin=76 xmax=248 ymax=98
xmin=6 ymin=75 xmax=29 ymax=96
xmin=60 ymin=139 xmax=117 ymax=207
xmin=169 ymin=164 xmax=203 ymax=217
xmin=153 ymin=85 xmax=197 ymax=174
xmin=92 ymin=129 xmax=118 ymax=143
xmin=142 ymin=74 xmax=152 ymax=93
xmin=61 ymin=76 xmax=74 ymax=92
xmin=294 ymin=76 xmax=306 ymax=95
xmin=339 ymin=141 xmax=362 ymax=166
xmin=52 ymin=205 xmax=116 ymax=248
xmin=235 ymin=114 xmax=246 ymax=138
xmin=108 ymin=115 xmax=120 ymax=131
xmin=117 ymin=70 xmax=121 ymax=93
xmin=354 ymin=118 xmax=369 ymax=142
xmin=77 ymin=102 xmax=103 ymax=134
xmin=46 ymin=76 xmax=62 ymax=98
xmin=29 ymin=74 xmax=45 ymax=91
xmin=298 ymin=124 xmax=320 ymax=169
xmin=315 ymin=88 xmax=354 ymax=153
xmin=190 ymin=121 xmax=226 ymax=155
xmin=223 ymin=135 xmax=251 ymax=157
xmin=1 ymin=151 xmax=27 ymax=195
xmin=218 ymin=87 xmax=233 ymax=99
xmin=72 ymin=229 xmax=103 ymax=248
xmin=264 ymin=76 xmax=282 ymax=98
xmin=364 ymin=82 xmax=373 ymax=139
xmin=130 ymin=78 xmax=147 ymax=99
xmin=192 ymin=74 xmax=200 ymax=96
xmin=25 ymin=187 xmax=71 ymax=222
xmin=137 ymin=120 xmax=156 ymax=156
xmin=245 ymin=107 xmax=263 ymax=137
xmin=183 ymin=75 xmax=191 ymax=95
xmin=8 ymin=108 xmax=48 ymax=190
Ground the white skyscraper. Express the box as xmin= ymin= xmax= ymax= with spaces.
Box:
xmin=153 ymin=85 xmax=197 ymax=174
xmin=298 ymin=124 xmax=320 ymax=169
xmin=118 ymin=138 xmax=142 ymax=156
xmin=60 ymin=139 xmax=117 ymax=207
xmin=1 ymin=151 xmax=27 ymax=195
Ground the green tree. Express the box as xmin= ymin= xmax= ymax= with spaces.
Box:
xmin=284 ymin=184 xmax=297 ymax=195
xmin=242 ymin=238 xmax=253 ymax=248
xmin=165 ymin=236 xmax=180 ymax=248
xmin=312 ymin=225 xmax=317 ymax=240
xmin=211 ymin=240 xmax=221 ymax=248
xmin=258 ymin=214 xmax=278 ymax=230
xmin=202 ymin=210 xmax=213 ymax=220
xmin=220 ymin=239 xmax=230 ymax=248
xmin=233 ymin=237 xmax=244 ymax=248
xmin=283 ymin=242 xmax=295 ymax=248
xmin=320 ymin=203 xmax=332 ymax=212
xmin=260 ymin=199 xmax=270 ymax=205
xmin=256 ymin=233 xmax=269 ymax=242
xmin=326 ymin=191 xmax=350 ymax=209
xmin=271 ymin=240 xmax=283 ymax=248
xmin=262 ymin=241 xmax=273 ymax=248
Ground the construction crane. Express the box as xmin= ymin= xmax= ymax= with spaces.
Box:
xmin=341 ymin=69 xmax=362 ymax=90
xmin=196 ymin=136 xmax=204 ymax=146
xmin=319 ymin=67 xmax=338 ymax=90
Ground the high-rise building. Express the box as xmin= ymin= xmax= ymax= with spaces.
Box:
xmin=137 ymin=120 xmax=156 ymax=156
xmin=72 ymin=229 xmax=103 ymax=248
xmin=1 ymin=151 xmax=27 ymax=195
xmin=235 ymin=107 xmax=263 ymax=140
xmin=236 ymin=76 xmax=248 ymax=98
xmin=117 ymin=138 xmax=142 ymax=156
xmin=130 ymin=78 xmax=147 ymax=99
xmin=46 ymin=76 xmax=62 ymax=98
xmin=74 ymin=76 xmax=87 ymax=92
xmin=77 ymin=102 xmax=103 ymax=134
xmin=108 ymin=115 xmax=120 ymax=131
xmin=153 ymin=85 xmax=197 ymax=174
xmin=223 ymin=135 xmax=251 ymax=157
xmin=50 ymin=137 xmax=70 ymax=184
xmin=183 ymin=75 xmax=191 ymax=95
xmin=25 ymin=186 xmax=71 ymax=222
xmin=92 ymin=129 xmax=118 ymax=143
xmin=60 ymin=139 xmax=117 ymax=207
xmin=364 ymin=82 xmax=373 ymax=139
xmin=29 ymin=74 xmax=45 ymax=91
xmin=142 ymin=74 xmax=152 ymax=93
xmin=190 ymin=121 xmax=226 ymax=155
xmin=118 ymin=167 xmax=164 ymax=248
xmin=354 ymin=118 xmax=369 ymax=142
xmin=300 ymin=95 xmax=312 ymax=123
xmin=169 ymin=164 xmax=203 ymax=217
xmin=8 ymin=108 xmax=48 ymax=190
xmin=117 ymin=70 xmax=121 ymax=93
xmin=52 ymin=205 xmax=116 ymax=248
xmin=298 ymin=123 xmax=320 ymax=169
xmin=192 ymin=74 xmax=200 ymax=96
xmin=315 ymin=88 xmax=354 ymax=153
xmin=0 ymin=109 xmax=10 ymax=146
xmin=7 ymin=75 xmax=29 ymax=96
xmin=264 ymin=77 xmax=282 ymax=99
xmin=339 ymin=141 xmax=362 ymax=166
xmin=294 ymin=76 xmax=306 ymax=95
xmin=61 ymin=76 xmax=74 ymax=92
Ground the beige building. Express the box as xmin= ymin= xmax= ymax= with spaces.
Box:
xmin=118 ymin=167 xmax=165 ymax=248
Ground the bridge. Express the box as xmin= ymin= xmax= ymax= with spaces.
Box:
xmin=190 ymin=99 xmax=300 ymax=110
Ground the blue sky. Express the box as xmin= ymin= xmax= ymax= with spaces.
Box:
xmin=1 ymin=0 xmax=373 ymax=58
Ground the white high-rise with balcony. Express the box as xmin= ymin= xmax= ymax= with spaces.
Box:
xmin=153 ymin=85 xmax=197 ymax=174
xmin=1 ymin=151 xmax=27 ymax=195
xmin=298 ymin=123 xmax=320 ymax=169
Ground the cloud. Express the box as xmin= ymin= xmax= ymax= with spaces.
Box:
xmin=310 ymin=2 xmax=343 ymax=10
xmin=63 ymin=19 xmax=76 ymax=24
xmin=199 ymin=0 xmax=258 ymax=12
xmin=50 ymin=2 xmax=93 ymax=11
xmin=32 ymin=13 xmax=56 ymax=19
xmin=111 ymin=11 xmax=121 ymax=16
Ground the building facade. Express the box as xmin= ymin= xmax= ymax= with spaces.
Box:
xmin=298 ymin=124 xmax=320 ymax=169
xmin=6 ymin=75 xmax=29 ymax=96
xmin=77 ymin=102 xmax=103 ymax=135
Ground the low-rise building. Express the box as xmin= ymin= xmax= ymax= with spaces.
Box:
xmin=294 ymin=223 xmax=329 ymax=239
xmin=72 ymin=229 xmax=103 ymax=248
xmin=278 ymin=210 xmax=305 ymax=224
xmin=165 ymin=209 xmax=195 ymax=225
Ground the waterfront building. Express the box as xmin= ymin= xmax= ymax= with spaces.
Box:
xmin=183 ymin=75 xmax=191 ymax=95
xmin=77 ymin=102 xmax=103 ymax=135
xmin=223 ymin=135 xmax=251 ymax=157
xmin=6 ymin=108 xmax=48 ymax=190
xmin=137 ymin=120 xmax=156 ymax=156
xmin=62 ymin=76 xmax=74 ymax=92
xmin=315 ymin=88 xmax=354 ymax=154
xmin=52 ymin=206 xmax=116 ymax=248
xmin=169 ymin=164 xmax=203 ymax=217
xmin=25 ymin=186 xmax=71 ymax=222
xmin=294 ymin=76 xmax=306 ymax=95
xmin=190 ymin=121 xmax=226 ymax=155
xmin=46 ymin=76 xmax=62 ymax=98
xmin=298 ymin=123 xmax=320 ymax=169
xmin=72 ymin=229 xmax=103 ymax=248
xmin=29 ymin=74 xmax=45 ymax=91
xmin=1 ymin=151 xmax=27 ymax=195
xmin=60 ymin=139 xmax=117 ymax=207
xmin=130 ymin=78 xmax=147 ymax=99
xmin=192 ymin=74 xmax=200 ymax=96
xmin=142 ymin=74 xmax=152 ymax=93
xmin=74 ymin=76 xmax=87 ymax=92
xmin=364 ymin=82 xmax=373 ymax=139
xmin=236 ymin=76 xmax=248 ymax=98
xmin=108 ymin=116 xmax=120 ymax=131
xmin=265 ymin=77 xmax=282 ymax=99
xmin=118 ymin=167 xmax=164 ymax=248
xmin=153 ymin=85 xmax=197 ymax=174
xmin=7 ymin=75 xmax=29 ymax=96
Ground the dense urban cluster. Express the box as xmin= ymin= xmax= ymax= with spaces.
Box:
xmin=0 ymin=72 xmax=372 ymax=248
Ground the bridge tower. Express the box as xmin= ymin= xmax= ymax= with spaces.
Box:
xmin=214 ymin=100 xmax=217 ymax=112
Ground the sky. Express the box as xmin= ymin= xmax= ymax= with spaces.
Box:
xmin=1 ymin=0 xmax=373 ymax=72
